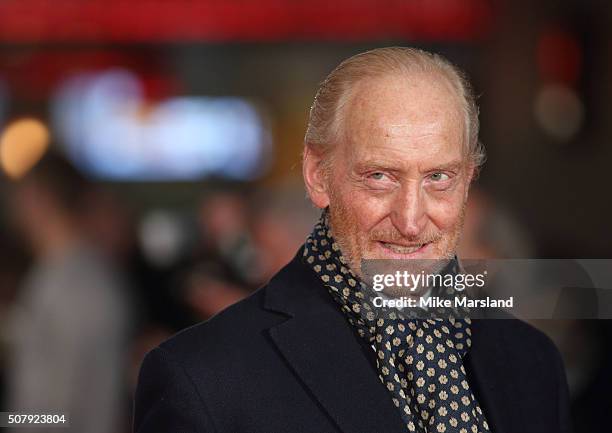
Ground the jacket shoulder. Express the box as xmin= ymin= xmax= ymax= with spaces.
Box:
xmin=158 ymin=286 xmax=280 ymax=360
xmin=475 ymin=316 xmax=564 ymax=367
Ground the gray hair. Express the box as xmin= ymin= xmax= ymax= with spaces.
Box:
xmin=304 ymin=47 xmax=485 ymax=170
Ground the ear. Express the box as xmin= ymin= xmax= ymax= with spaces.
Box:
xmin=303 ymin=145 xmax=331 ymax=209
xmin=463 ymin=164 xmax=476 ymax=200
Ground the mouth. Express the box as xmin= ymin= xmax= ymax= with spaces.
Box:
xmin=378 ymin=241 xmax=430 ymax=256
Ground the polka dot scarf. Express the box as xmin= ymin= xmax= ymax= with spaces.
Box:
xmin=303 ymin=212 xmax=491 ymax=433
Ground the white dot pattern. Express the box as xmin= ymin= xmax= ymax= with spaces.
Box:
xmin=304 ymin=213 xmax=491 ymax=433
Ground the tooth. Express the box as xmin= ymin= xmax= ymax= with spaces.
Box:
xmin=384 ymin=243 xmax=421 ymax=254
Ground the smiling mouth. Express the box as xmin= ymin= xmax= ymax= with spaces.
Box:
xmin=379 ymin=241 xmax=429 ymax=255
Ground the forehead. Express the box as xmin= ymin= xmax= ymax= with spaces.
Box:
xmin=340 ymin=73 xmax=465 ymax=166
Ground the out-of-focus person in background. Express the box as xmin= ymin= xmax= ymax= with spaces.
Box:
xmin=180 ymin=259 xmax=248 ymax=321
xmin=457 ymin=186 xmax=535 ymax=260
xmin=3 ymin=152 xmax=133 ymax=433
xmin=196 ymin=190 xmax=258 ymax=286
xmin=180 ymin=183 xmax=319 ymax=320
xmin=249 ymin=182 xmax=320 ymax=284
xmin=0 ymin=233 xmax=29 ymax=411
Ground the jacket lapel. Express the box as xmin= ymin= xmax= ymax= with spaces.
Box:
xmin=265 ymin=251 xmax=407 ymax=433
xmin=464 ymin=320 xmax=528 ymax=433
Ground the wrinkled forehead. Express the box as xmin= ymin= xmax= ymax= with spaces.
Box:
xmin=338 ymin=72 xmax=466 ymax=159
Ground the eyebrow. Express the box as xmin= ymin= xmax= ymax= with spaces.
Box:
xmin=425 ymin=160 xmax=464 ymax=172
xmin=353 ymin=159 xmax=464 ymax=173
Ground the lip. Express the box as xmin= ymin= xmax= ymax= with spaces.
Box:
xmin=376 ymin=240 xmax=431 ymax=259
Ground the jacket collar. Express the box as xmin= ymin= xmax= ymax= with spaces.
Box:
xmin=264 ymin=247 xmax=409 ymax=433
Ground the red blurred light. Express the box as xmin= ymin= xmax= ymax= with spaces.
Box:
xmin=537 ymin=28 xmax=582 ymax=85
xmin=0 ymin=0 xmax=493 ymax=43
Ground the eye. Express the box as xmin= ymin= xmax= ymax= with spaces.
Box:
xmin=364 ymin=171 xmax=395 ymax=190
xmin=429 ymin=172 xmax=450 ymax=182
xmin=369 ymin=172 xmax=387 ymax=180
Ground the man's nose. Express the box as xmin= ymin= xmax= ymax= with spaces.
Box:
xmin=390 ymin=182 xmax=427 ymax=238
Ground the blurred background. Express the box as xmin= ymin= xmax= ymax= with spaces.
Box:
xmin=0 ymin=0 xmax=610 ymax=431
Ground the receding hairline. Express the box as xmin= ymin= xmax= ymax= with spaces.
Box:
xmin=335 ymin=69 xmax=467 ymax=141
xmin=304 ymin=47 xmax=483 ymax=171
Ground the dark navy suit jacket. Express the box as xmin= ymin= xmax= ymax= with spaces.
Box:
xmin=134 ymin=248 xmax=573 ymax=433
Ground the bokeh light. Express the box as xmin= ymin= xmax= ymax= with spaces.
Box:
xmin=0 ymin=118 xmax=50 ymax=179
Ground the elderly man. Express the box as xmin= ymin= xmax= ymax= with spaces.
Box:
xmin=134 ymin=48 xmax=572 ymax=433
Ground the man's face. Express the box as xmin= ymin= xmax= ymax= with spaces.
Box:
xmin=313 ymin=73 xmax=473 ymax=275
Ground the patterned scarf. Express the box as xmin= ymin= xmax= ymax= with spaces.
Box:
xmin=303 ymin=212 xmax=490 ymax=433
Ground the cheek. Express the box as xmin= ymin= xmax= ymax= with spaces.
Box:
xmin=345 ymin=189 xmax=390 ymax=229
xmin=425 ymin=189 xmax=467 ymax=230
xmin=330 ymin=180 xmax=387 ymax=232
